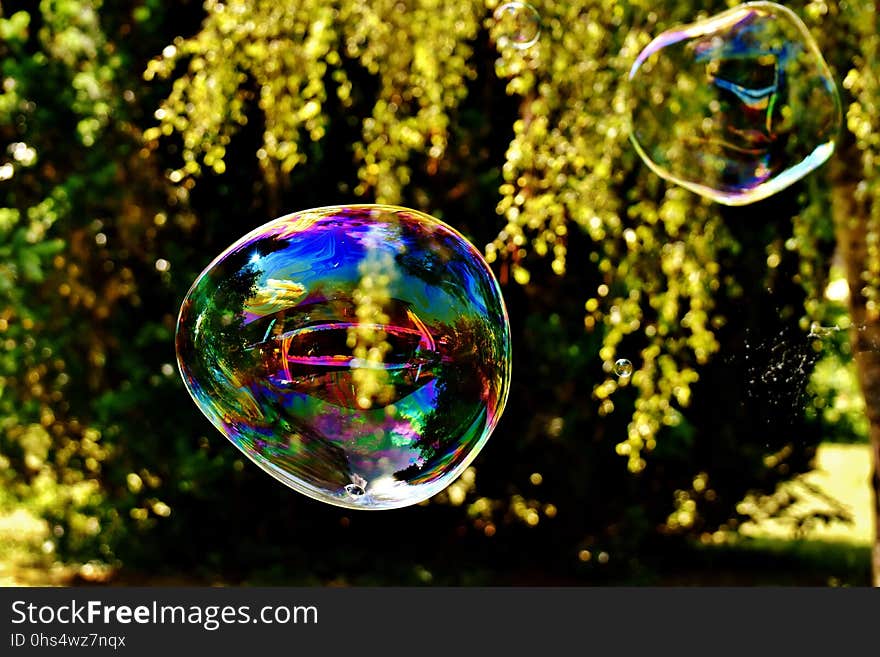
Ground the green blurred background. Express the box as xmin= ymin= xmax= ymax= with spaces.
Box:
xmin=1 ymin=0 xmax=878 ymax=586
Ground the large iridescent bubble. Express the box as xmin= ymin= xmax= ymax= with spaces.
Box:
xmin=176 ymin=205 xmax=511 ymax=510
xmin=628 ymin=2 xmax=841 ymax=206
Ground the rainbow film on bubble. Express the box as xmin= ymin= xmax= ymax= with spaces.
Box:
xmin=176 ymin=205 xmax=512 ymax=510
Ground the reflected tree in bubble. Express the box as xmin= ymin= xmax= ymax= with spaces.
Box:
xmin=176 ymin=205 xmax=511 ymax=509
xmin=628 ymin=2 xmax=842 ymax=205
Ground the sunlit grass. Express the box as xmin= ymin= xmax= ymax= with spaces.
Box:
xmin=738 ymin=443 xmax=874 ymax=545
xmin=0 ymin=508 xmax=113 ymax=587
xmin=0 ymin=444 xmax=874 ymax=586
xmin=0 ymin=508 xmax=55 ymax=586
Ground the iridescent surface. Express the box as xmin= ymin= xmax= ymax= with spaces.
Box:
xmin=628 ymin=2 xmax=841 ymax=206
xmin=493 ymin=2 xmax=541 ymax=50
xmin=176 ymin=205 xmax=511 ymax=510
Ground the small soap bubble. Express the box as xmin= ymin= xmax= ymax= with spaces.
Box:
xmin=628 ymin=2 xmax=841 ymax=205
xmin=493 ymin=2 xmax=541 ymax=50
xmin=176 ymin=205 xmax=511 ymax=510
xmin=614 ymin=358 xmax=633 ymax=378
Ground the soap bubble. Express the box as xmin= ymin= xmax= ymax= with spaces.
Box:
xmin=493 ymin=2 xmax=541 ymax=50
xmin=628 ymin=2 xmax=841 ymax=206
xmin=614 ymin=358 xmax=633 ymax=379
xmin=176 ymin=205 xmax=511 ymax=510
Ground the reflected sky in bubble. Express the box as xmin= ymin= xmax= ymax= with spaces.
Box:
xmin=175 ymin=205 xmax=511 ymax=510
xmin=628 ymin=2 xmax=841 ymax=206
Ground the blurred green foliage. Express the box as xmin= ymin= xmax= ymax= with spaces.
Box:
xmin=0 ymin=0 xmax=876 ymax=584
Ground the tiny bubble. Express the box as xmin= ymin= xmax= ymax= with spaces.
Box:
xmin=613 ymin=358 xmax=633 ymax=378
xmin=493 ymin=2 xmax=541 ymax=50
